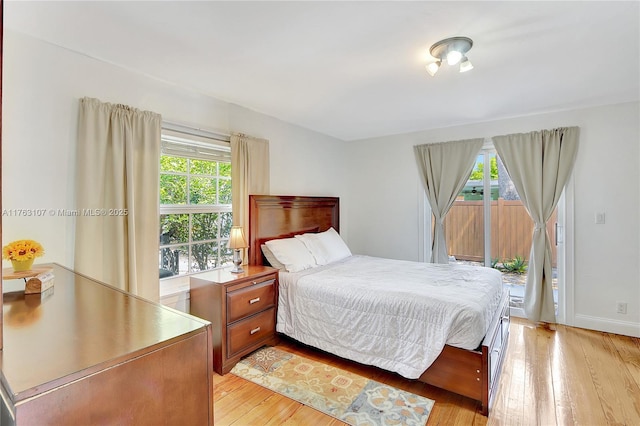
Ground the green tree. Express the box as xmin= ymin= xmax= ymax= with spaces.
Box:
xmin=160 ymin=175 xmax=187 ymax=204
xmin=159 ymin=155 xmax=232 ymax=274
xmin=469 ymin=157 xmax=498 ymax=180
xmin=191 ymin=213 xmax=218 ymax=270
xmin=190 ymin=177 xmax=217 ymax=204
xmin=160 ymin=155 xmax=187 ymax=173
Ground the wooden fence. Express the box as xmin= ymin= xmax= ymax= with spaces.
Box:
xmin=444 ymin=198 xmax=557 ymax=267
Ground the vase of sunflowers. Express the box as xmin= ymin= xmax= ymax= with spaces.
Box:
xmin=2 ymin=239 xmax=45 ymax=272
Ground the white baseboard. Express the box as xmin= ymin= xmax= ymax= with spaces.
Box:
xmin=510 ymin=306 xmax=526 ymax=318
xmin=510 ymin=308 xmax=639 ymax=338
xmin=573 ymin=314 xmax=640 ymax=338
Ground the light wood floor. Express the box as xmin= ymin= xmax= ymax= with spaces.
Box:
xmin=214 ymin=318 xmax=640 ymax=425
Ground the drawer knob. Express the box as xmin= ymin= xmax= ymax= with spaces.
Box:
xmin=250 ymin=327 xmax=261 ymax=335
xmin=249 ymin=297 xmax=261 ymax=304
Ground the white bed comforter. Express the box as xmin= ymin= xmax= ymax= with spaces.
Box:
xmin=277 ymin=255 xmax=504 ymax=379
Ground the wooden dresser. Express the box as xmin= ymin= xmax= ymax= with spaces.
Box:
xmin=190 ymin=265 xmax=278 ymax=375
xmin=0 ymin=263 xmax=213 ymax=425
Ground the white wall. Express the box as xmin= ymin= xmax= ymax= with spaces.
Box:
xmin=2 ymin=30 xmax=346 ymax=277
xmin=228 ymin=104 xmax=347 ymax=197
xmin=345 ymin=102 xmax=640 ymax=337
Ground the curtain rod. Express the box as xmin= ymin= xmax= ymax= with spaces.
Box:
xmin=162 ymin=120 xmax=230 ymax=142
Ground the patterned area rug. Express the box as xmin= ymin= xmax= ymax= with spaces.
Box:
xmin=231 ymin=346 xmax=434 ymax=425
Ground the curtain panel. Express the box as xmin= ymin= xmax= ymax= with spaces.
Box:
xmin=231 ymin=133 xmax=270 ymax=263
xmin=493 ymin=126 xmax=579 ymax=323
xmin=75 ymin=97 xmax=161 ymax=301
xmin=414 ymin=138 xmax=484 ymax=263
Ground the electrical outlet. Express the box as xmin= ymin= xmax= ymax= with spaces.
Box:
xmin=616 ymin=302 xmax=627 ymax=314
xmin=595 ymin=212 xmax=605 ymax=224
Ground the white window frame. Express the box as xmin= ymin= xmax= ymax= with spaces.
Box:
xmin=159 ymin=123 xmax=232 ymax=278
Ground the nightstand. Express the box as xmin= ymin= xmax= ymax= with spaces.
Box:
xmin=190 ymin=265 xmax=279 ymax=375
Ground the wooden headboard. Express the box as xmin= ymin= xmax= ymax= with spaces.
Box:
xmin=248 ymin=195 xmax=340 ymax=266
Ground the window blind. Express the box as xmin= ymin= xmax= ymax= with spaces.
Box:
xmin=161 ymin=123 xmax=231 ymax=163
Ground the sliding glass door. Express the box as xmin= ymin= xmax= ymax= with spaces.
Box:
xmin=442 ymin=148 xmax=561 ymax=317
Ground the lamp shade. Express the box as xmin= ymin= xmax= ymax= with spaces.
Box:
xmin=426 ymin=61 xmax=441 ymax=77
xmin=459 ymin=57 xmax=474 ymax=72
xmin=228 ymin=226 xmax=248 ymax=249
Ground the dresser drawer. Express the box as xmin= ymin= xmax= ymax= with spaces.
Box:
xmin=227 ymin=278 xmax=275 ymax=323
xmin=227 ymin=308 xmax=275 ymax=357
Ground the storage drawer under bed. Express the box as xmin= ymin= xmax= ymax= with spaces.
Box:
xmin=484 ymin=291 xmax=510 ymax=412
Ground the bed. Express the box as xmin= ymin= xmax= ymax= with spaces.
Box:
xmin=248 ymin=195 xmax=510 ymax=416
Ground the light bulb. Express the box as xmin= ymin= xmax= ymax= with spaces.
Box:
xmin=446 ymin=50 xmax=462 ymax=66
xmin=426 ymin=61 xmax=440 ymax=77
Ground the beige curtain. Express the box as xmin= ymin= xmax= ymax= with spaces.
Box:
xmin=231 ymin=133 xmax=270 ymax=263
xmin=493 ymin=127 xmax=579 ymax=324
xmin=75 ymin=97 xmax=161 ymax=301
xmin=414 ymin=138 xmax=484 ymax=263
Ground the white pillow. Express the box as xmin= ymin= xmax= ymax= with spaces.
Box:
xmin=261 ymin=244 xmax=286 ymax=270
xmin=296 ymin=227 xmax=351 ymax=265
xmin=294 ymin=233 xmax=327 ymax=265
xmin=264 ymin=237 xmax=317 ymax=273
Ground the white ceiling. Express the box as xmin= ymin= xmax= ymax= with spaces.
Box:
xmin=5 ymin=1 xmax=640 ymax=141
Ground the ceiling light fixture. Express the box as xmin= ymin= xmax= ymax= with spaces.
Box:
xmin=425 ymin=36 xmax=474 ymax=76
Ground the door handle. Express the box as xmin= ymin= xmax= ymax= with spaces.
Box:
xmin=555 ymin=223 xmax=563 ymax=245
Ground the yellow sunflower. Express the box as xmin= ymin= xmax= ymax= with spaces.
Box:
xmin=2 ymin=239 xmax=45 ymax=261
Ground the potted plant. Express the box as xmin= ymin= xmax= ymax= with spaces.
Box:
xmin=2 ymin=239 xmax=45 ymax=272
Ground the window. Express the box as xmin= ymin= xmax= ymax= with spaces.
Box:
xmin=159 ymin=127 xmax=232 ymax=278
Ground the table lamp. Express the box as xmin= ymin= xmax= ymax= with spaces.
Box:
xmin=228 ymin=226 xmax=248 ymax=273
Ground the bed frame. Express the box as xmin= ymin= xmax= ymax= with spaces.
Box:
xmin=248 ymin=194 xmax=510 ymax=416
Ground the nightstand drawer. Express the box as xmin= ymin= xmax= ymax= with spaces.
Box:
xmin=227 ymin=308 xmax=275 ymax=357
xmin=226 ymin=278 xmax=276 ymax=323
